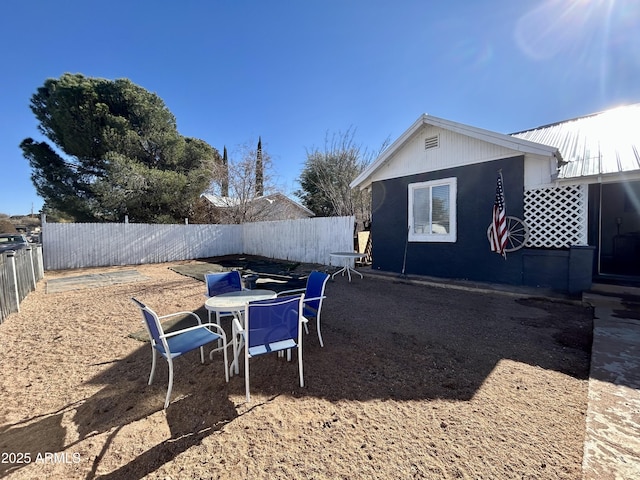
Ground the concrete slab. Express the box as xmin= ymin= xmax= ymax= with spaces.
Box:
xmin=582 ymin=295 xmax=640 ymax=480
xmin=46 ymin=270 xmax=149 ymax=293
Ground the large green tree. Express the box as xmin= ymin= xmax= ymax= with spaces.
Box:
xmin=20 ymin=73 xmax=220 ymax=223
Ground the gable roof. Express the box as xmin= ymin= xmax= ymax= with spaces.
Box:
xmin=201 ymin=193 xmax=240 ymax=208
xmin=511 ymin=103 xmax=640 ymax=181
xmin=350 ymin=114 xmax=561 ymax=190
xmin=253 ymin=192 xmax=315 ymax=217
xmin=201 ymin=192 xmax=314 ymax=218
xmin=352 ymin=105 xmax=640 ymax=190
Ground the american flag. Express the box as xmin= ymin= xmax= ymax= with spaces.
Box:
xmin=490 ymin=171 xmax=508 ymax=258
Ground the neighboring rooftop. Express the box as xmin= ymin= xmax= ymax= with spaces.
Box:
xmin=200 ymin=193 xmax=240 ymax=208
xmin=201 ymin=192 xmax=314 ymax=221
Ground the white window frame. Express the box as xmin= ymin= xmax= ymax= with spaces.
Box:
xmin=408 ymin=177 xmax=457 ymax=242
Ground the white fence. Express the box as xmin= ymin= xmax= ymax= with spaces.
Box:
xmin=42 ymin=216 xmax=354 ymax=270
xmin=1 ymin=246 xmax=44 ymax=323
xmin=243 ymin=216 xmax=353 ymax=264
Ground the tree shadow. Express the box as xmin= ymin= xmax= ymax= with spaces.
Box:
xmin=0 ymin=408 xmax=70 ymax=477
xmin=0 ymin=344 xmax=237 ymax=479
xmin=88 ymin=392 xmax=238 ymax=480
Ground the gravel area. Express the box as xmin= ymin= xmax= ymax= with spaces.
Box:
xmin=0 ymin=257 xmax=593 ymax=479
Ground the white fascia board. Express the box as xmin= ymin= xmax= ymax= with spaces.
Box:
xmin=556 ymin=170 xmax=640 ymax=186
xmin=350 ymin=115 xmax=426 ymax=190
xmin=423 ymin=115 xmax=561 ymax=158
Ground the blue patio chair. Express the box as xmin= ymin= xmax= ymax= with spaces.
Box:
xmin=233 ymin=295 xmax=307 ymax=402
xmin=204 ymin=270 xmax=245 ymax=341
xmin=132 ymin=297 xmax=229 ymax=409
xmin=278 ymin=271 xmax=330 ymax=346
xmin=204 ymin=270 xmax=244 ymax=298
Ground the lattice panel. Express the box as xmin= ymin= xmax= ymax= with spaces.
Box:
xmin=524 ymin=185 xmax=588 ymax=248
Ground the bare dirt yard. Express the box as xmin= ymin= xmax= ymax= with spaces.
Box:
xmin=0 ymin=256 xmax=593 ymax=479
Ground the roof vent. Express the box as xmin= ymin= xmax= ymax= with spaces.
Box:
xmin=424 ymin=135 xmax=439 ymax=150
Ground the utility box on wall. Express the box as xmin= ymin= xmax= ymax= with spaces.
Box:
xmin=568 ymin=246 xmax=596 ymax=293
xmin=522 ymin=246 xmax=595 ymax=294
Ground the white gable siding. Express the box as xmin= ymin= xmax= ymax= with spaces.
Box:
xmin=523 ymin=155 xmax=558 ymax=190
xmin=370 ymin=125 xmax=552 ymax=185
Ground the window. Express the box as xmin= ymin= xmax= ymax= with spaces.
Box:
xmin=408 ymin=177 xmax=457 ymax=242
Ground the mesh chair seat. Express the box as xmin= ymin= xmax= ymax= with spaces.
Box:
xmin=156 ymin=329 xmax=224 ymax=359
xmin=248 ymin=338 xmax=297 ymax=357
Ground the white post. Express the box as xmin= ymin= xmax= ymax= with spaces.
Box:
xmin=7 ymin=251 xmax=19 ymax=313
xmin=27 ymin=246 xmax=36 ymax=290
xmin=36 ymin=245 xmax=44 ymax=278
xmin=124 ymin=215 xmax=129 ymax=224
xmin=184 ymin=218 xmax=189 ymax=225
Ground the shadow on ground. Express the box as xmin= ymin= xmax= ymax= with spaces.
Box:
xmin=0 ymin=255 xmax=594 ymax=479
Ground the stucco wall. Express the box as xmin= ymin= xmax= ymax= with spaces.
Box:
xmin=370 ymin=156 xmax=528 ymax=284
xmin=370 ymin=154 xmax=595 ymax=292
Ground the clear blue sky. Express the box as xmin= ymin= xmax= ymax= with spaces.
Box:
xmin=1 ymin=0 xmax=638 ymax=216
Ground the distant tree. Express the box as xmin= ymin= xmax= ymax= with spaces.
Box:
xmin=221 ymin=146 xmax=229 ymax=196
xmin=256 ymin=136 xmax=264 ymax=196
xmin=203 ymin=139 xmax=277 ymax=224
xmin=41 ymin=206 xmax=75 ymax=223
xmin=20 ymin=73 xmax=221 ymax=223
xmin=297 ymin=128 xmax=388 ymax=228
xmin=8 ymin=215 xmax=41 ymax=230
xmin=0 ymin=214 xmax=17 ymax=233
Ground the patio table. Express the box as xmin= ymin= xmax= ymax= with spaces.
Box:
xmin=205 ymin=289 xmax=277 ymax=374
xmin=329 ymin=252 xmax=367 ymax=282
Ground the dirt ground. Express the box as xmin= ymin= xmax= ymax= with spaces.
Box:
xmin=0 ymin=256 xmax=593 ymax=479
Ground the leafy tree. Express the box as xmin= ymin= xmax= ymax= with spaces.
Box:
xmin=40 ymin=206 xmax=75 ymax=223
xmin=20 ymin=73 xmax=221 ymax=223
xmin=297 ymin=128 xmax=388 ymax=228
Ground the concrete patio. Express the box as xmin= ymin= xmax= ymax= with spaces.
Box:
xmin=582 ymin=285 xmax=640 ymax=480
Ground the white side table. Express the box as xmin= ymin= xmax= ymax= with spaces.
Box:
xmin=329 ymin=252 xmax=367 ymax=282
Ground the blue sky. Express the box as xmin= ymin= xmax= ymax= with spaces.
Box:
xmin=1 ymin=0 xmax=638 ymax=216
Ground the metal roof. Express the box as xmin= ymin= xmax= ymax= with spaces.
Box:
xmin=511 ymin=104 xmax=640 ymax=180
xmin=201 ymin=193 xmax=240 ymax=207
xmin=201 ymin=192 xmax=314 ymax=216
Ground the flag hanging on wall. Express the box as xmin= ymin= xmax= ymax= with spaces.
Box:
xmin=490 ymin=171 xmax=508 ymax=258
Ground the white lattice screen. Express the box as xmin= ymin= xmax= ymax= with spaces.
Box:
xmin=524 ymin=184 xmax=588 ymax=248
